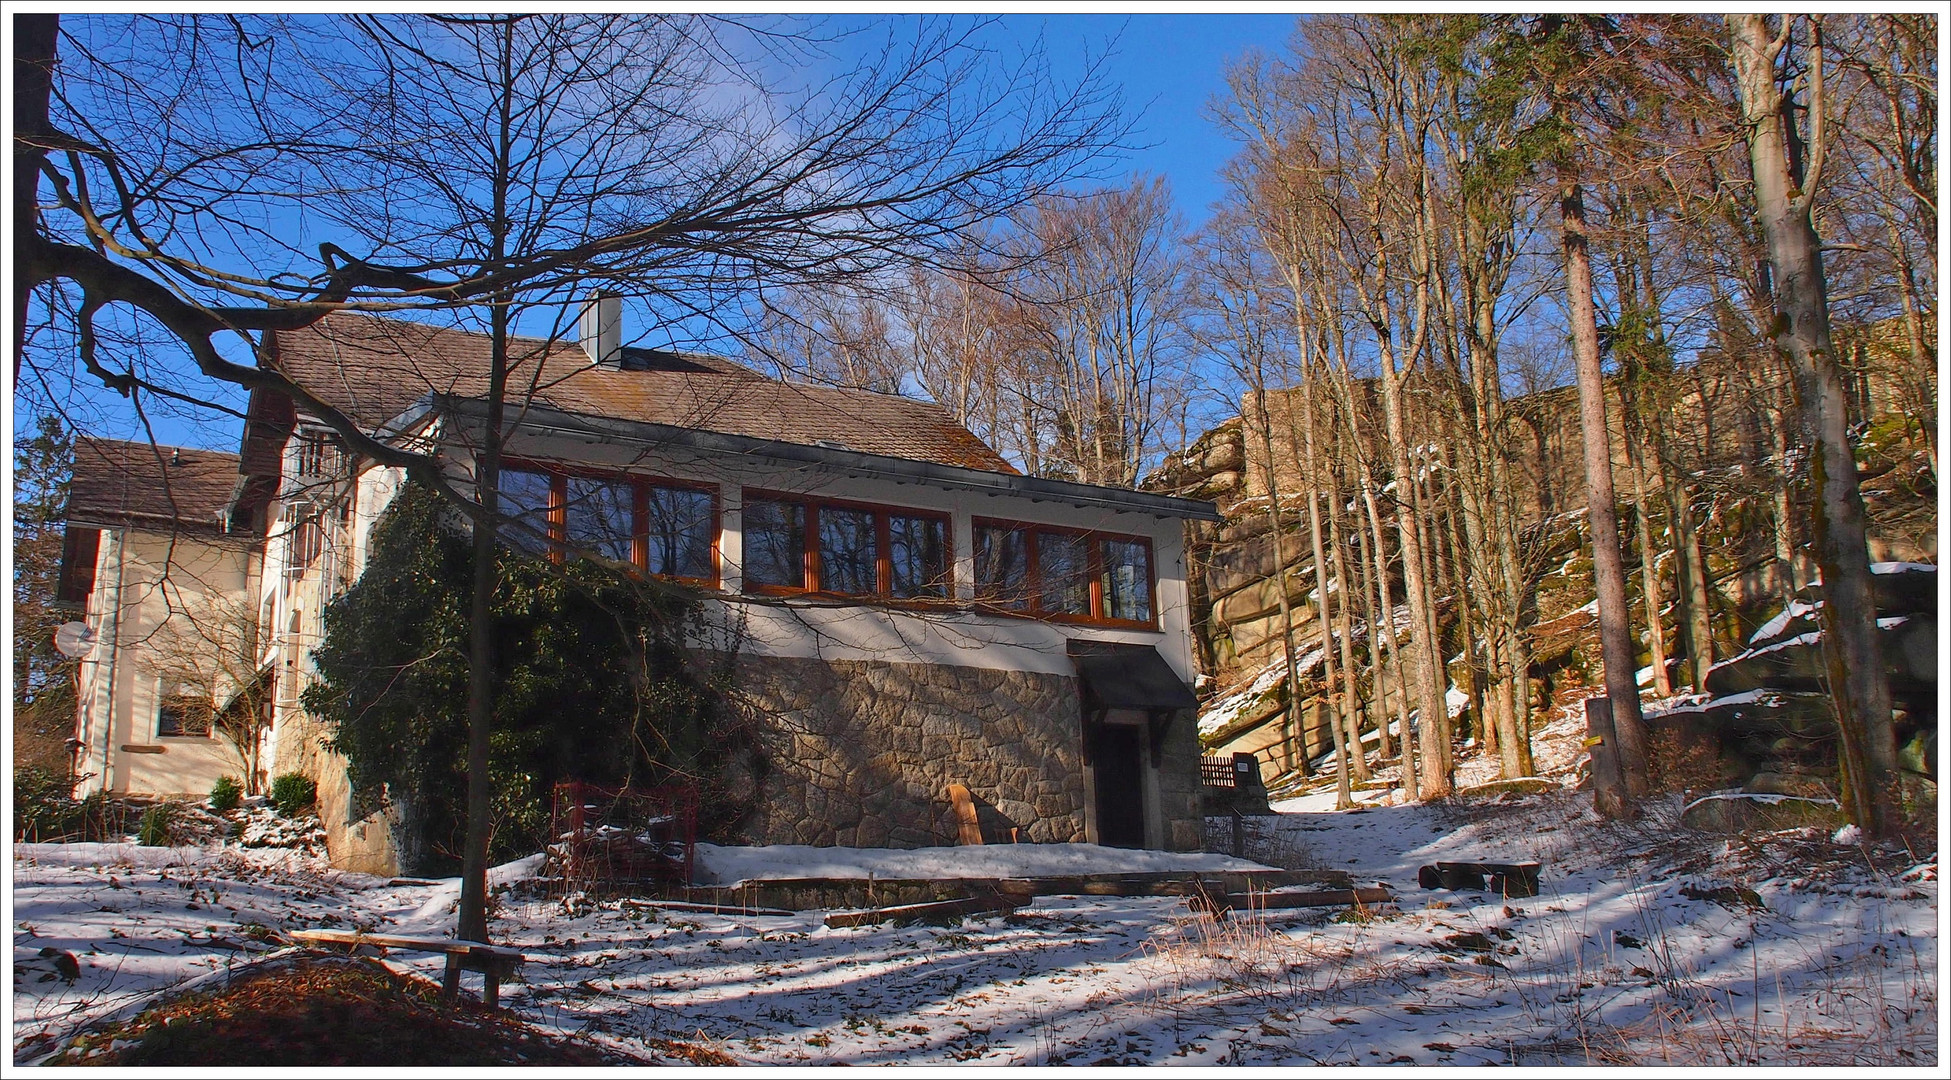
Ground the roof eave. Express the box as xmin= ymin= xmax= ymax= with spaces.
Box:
xmin=418 ymin=394 xmax=1223 ymax=523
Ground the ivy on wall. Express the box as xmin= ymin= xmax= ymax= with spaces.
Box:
xmin=300 ymin=481 xmax=761 ymax=873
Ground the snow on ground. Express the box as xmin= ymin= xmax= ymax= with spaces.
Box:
xmin=14 ymin=792 xmax=1938 ymax=1066
xmin=696 ymin=843 xmax=1265 ymax=886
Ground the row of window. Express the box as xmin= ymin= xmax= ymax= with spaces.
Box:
xmin=497 ymin=465 xmax=1157 ymax=625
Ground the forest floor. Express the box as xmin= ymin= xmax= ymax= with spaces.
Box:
xmin=12 ymin=713 xmax=1940 ymax=1067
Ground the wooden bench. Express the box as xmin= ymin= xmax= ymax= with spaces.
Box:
xmin=1416 ymin=861 xmax=1542 ymax=899
xmin=287 ymin=928 xmax=526 ymax=1009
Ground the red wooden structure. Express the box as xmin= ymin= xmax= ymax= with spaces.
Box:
xmin=548 ymin=781 xmax=698 ymax=891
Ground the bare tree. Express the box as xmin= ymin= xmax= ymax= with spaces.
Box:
xmin=22 ymin=12 xmax=1124 ymax=940
xmin=1727 ymin=14 xmax=1901 ymax=836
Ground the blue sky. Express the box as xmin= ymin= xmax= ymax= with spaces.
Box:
xmin=19 ymin=13 xmax=1305 ymax=454
xmin=987 ymin=13 xmax=1300 ymax=222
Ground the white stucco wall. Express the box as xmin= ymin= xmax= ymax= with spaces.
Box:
xmin=73 ymin=529 xmax=257 ymax=797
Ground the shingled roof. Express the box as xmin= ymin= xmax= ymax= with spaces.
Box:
xmin=67 ymin=438 xmax=241 ymax=534
xmin=271 ymin=313 xmax=1017 ymax=473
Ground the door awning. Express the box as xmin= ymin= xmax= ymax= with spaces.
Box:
xmin=1067 ymin=640 xmax=1199 ymax=713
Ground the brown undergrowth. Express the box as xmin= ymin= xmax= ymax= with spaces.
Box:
xmin=40 ymin=954 xmax=678 ymax=1066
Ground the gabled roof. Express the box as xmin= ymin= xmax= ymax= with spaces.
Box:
xmin=66 ymin=438 xmax=241 ymax=534
xmin=271 ymin=312 xmax=1017 ymax=473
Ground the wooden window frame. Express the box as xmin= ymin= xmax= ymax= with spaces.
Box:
xmin=156 ymin=692 xmax=215 ymax=739
xmin=740 ymin=489 xmax=953 ymax=604
xmin=972 ymin=516 xmax=1159 ymax=630
xmin=500 ymin=458 xmax=721 ymax=588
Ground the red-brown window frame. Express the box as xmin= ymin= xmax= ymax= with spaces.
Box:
xmin=972 ymin=516 xmax=1158 ymax=629
xmin=500 ymin=458 xmax=720 ymax=587
xmin=740 ymin=488 xmax=953 ymax=603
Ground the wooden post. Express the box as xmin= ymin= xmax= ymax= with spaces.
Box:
xmin=1584 ymin=696 xmax=1632 ymax=819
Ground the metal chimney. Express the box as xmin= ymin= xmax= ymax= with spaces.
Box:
xmin=579 ymin=291 xmax=622 ymax=367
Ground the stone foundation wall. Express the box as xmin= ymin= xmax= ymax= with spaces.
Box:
xmin=1154 ymin=705 xmax=1206 ymax=852
xmin=733 ymin=654 xmax=1094 ymax=849
xmin=273 ymin=707 xmax=400 ymax=876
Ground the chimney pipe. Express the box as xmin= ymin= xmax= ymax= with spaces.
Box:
xmin=579 ymin=291 xmax=622 ymax=367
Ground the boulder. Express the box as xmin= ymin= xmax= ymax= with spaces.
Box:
xmin=1679 ymin=792 xmax=1844 ymax=833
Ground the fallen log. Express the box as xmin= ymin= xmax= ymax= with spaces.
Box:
xmin=1191 ymin=886 xmax=1393 ymax=915
xmin=824 ymin=894 xmax=1022 ymax=929
xmin=618 ymin=898 xmax=796 ymax=918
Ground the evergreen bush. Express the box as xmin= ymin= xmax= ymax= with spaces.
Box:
xmin=209 ymin=775 xmax=243 ymax=813
xmin=136 ymin=802 xmax=176 ymax=846
xmin=301 ymin=481 xmax=758 ymax=874
xmin=270 ymin=773 xmax=317 ymax=817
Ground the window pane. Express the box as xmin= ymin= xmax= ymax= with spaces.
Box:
xmin=647 ymin=486 xmax=715 ymax=579
xmin=1037 ymin=532 xmax=1090 ymax=615
xmin=158 ymin=695 xmax=212 ymax=738
xmin=743 ymin=499 xmax=805 ymax=589
xmin=974 ymin=526 xmax=1030 ymax=609
xmin=498 ymin=468 xmax=555 ymax=553
xmin=818 ymin=506 xmax=878 ymax=595
xmin=1101 ymin=539 xmax=1152 ymax=622
xmin=564 ymin=476 xmax=635 ymax=562
xmin=889 ymin=515 xmax=947 ymax=598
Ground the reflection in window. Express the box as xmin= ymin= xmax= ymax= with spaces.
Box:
xmin=158 ymin=693 xmax=213 ymax=738
xmin=818 ymin=506 xmax=878 ymax=595
xmin=498 ymin=468 xmax=555 ymax=553
xmin=743 ymin=499 xmax=805 ymax=589
xmin=974 ymin=525 xmax=1030 ymax=609
xmin=889 ymin=515 xmax=947 ymax=599
xmin=647 ymin=487 xmax=715 ymax=579
xmin=564 ymin=476 xmax=634 ymax=562
xmin=1101 ymin=539 xmax=1152 ymax=623
xmin=1037 ymin=532 xmax=1091 ymax=615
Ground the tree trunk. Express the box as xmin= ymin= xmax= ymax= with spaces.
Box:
xmin=1557 ymin=169 xmax=1650 ymax=800
xmin=1350 ymin=474 xmax=1395 ymax=762
xmin=459 ymin=18 xmax=519 ymax=945
xmin=1327 ymin=470 xmax=1370 ymax=782
xmin=1295 ymin=376 xmax=1353 ymax=808
xmin=1728 ymin=14 xmax=1901 ymax=836
xmin=1248 ymin=389 xmax=1307 ymax=780
xmin=14 ymin=14 xmax=58 ymax=381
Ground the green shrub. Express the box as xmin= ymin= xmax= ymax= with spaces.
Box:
xmin=14 ymin=765 xmax=80 ymax=842
xmin=136 ymin=803 xmax=176 ymax=846
xmin=209 ymin=776 xmax=243 ymax=814
xmin=270 ymin=773 xmax=317 ymax=817
xmin=302 ymin=480 xmax=756 ymax=874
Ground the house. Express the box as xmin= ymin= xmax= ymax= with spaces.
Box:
xmin=63 ymin=438 xmax=264 ymax=799
xmin=65 ymin=302 xmax=1222 ymax=873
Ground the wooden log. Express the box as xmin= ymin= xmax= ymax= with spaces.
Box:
xmin=1585 ymin=697 xmax=1629 ymax=818
xmin=618 ymin=898 xmax=796 ymax=918
xmin=946 ymin=784 xmax=983 ymax=846
xmin=824 ymin=894 xmax=1021 ymax=929
xmin=288 ymin=928 xmax=525 ymax=1009
xmin=1194 ymin=886 xmax=1394 ymax=915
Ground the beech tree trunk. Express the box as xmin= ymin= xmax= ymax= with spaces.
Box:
xmin=1728 ymin=13 xmax=1901 ymax=836
xmin=1557 ymin=170 xmax=1650 ymax=803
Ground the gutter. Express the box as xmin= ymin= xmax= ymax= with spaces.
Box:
xmin=418 ymin=393 xmax=1224 ymax=523
xmin=94 ymin=529 xmax=128 ymax=795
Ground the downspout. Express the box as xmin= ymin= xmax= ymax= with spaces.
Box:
xmin=95 ymin=528 xmax=128 ymax=794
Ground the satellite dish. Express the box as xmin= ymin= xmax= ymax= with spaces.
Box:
xmin=54 ymin=622 xmax=97 ymax=659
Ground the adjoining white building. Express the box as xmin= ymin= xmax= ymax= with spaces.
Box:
xmin=66 ymin=304 xmax=1221 ymax=874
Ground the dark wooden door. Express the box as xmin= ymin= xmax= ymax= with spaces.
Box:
xmin=1094 ymin=725 xmax=1146 ymax=848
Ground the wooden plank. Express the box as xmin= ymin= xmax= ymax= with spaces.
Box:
xmin=1200 ymin=887 xmax=1394 ymax=914
xmin=825 ymin=894 xmax=1020 ymax=929
xmin=288 ymin=928 xmax=524 ymax=962
xmin=946 ymin=783 xmax=983 ymax=846
xmin=619 ymin=898 xmax=796 ymax=918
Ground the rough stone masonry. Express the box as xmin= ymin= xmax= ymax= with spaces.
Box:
xmin=731 ymin=653 xmax=1204 ymax=851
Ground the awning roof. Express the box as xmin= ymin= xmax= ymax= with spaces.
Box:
xmin=1067 ymin=640 xmax=1200 ymax=713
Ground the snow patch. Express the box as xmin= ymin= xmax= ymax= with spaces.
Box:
xmin=692 ymin=842 xmax=1270 ymax=887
